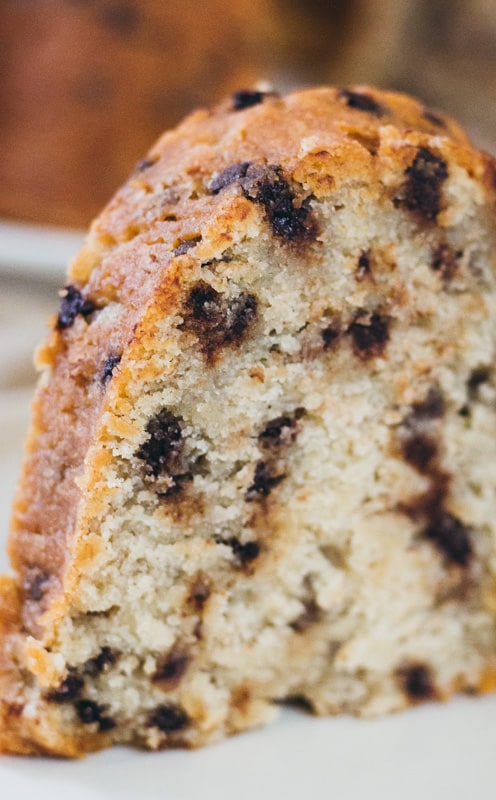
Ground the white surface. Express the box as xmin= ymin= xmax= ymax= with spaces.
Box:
xmin=0 ymin=219 xmax=84 ymax=281
xmin=0 ymin=399 xmax=495 ymax=797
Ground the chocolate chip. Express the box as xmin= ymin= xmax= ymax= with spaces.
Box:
xmin=76 ymin=699 xmax=100 ymax=724
xmin=241 ymin=164 xmax=318 ymax=242
xmin=226 ymin=538 xmax=261 ymax=566
xmin=322 ymin=323 xmax=341 ymax=350
xmin=135 ymin=156 xmax=157 ymax=173
xmin=356 ymin=251 xmax=371 ymax=281
xmin=101 ymin=3 xmax=139 ymax=35
xmin=56 ymin=285 xmax=97 ymax=330
xmin=425 ymin=511 xmax=472 ymax=566
xmin=173 ymin=236 xmax=202 ymax=256
xmin=467 ymin=366 xmax=491 ymax=399
xmin=227 ymin=294 xmax=258 ymax=343
xmin=83 ymin=647 xmax=119 ymax=678
xmin=26 ymin=571 xmax=50 ymax=602
xmin=348 ymin=313 xmax=389 ymax=359
xmin=410 ymin=387 xmax=445 ymax=421
xmin=96 ymin=716 xmax=116 ymax=732
xmin=400 ymin=469 xmax=450 ymax=523
xmin=101 ymin=354 xmax=121 ymax=386
xmin=258 ymin=415 xmax=299 ymax=450
xmin=397 ymin=663 xmax=436 ymax=701
xmin=153 ymin=650 xmax=190 ymax=689
xmin=432 ymin=244 xmax=461 ymax=283
xmin=47 ymin=671 xmax=84 ymax=703
xmin=232 ymin=90 xmax=269 ymax=111
xmin=210 ymin=162 xmax=251 ymax=194
xmin=423 ymin=109 xmax=447 ymax=128
xmin=290 ymin=598 xmax=321 ymax=633
xmin=200 ymin=253 xmax=233 ymax=269
xmin=245 ymin=460 xmax=285 ymax=500
xmin=76 ymin=699 xmax=116 ymax=731
xmin=6 ymin=701 xmax=23 ymax=718
xmin=189 ymin=578 xmax=211 ymax=610
xmin=147 ymin=704 xmax=189 ymax=733
xmin=338 ymin=89 xmax=385 ymax=116
xmin=280 ymin=695 xmax=314 ymax=713
xmin=398 ymin=148 xmax=448 ymax=222
xmin=402 ymin=435 xmax=438 ymax=474
xmin=185 ymin=282 xmax=223 ymax=324
xmin=136 ymin=410 xmax=183 ymax=479
xmin=182 ymin=281 xmax=258 ymax=358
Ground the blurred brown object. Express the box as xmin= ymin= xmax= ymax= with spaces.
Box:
xmin=390 ymin=0 xmax=496 ymax=155
xmin=0 ymin=0 xmax=268 ymax=228
xmin=0 ymin=0 xmax=366 ymax=230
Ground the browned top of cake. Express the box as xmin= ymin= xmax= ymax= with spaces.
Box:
xmin=75 ymin=85 xmax=477 ymax=258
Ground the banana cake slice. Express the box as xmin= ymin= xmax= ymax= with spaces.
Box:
xmin=1 ymin=86 xmax=496 ymax=756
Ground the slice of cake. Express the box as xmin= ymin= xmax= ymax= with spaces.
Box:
xmin=1 ymin=86 xmax=496 ymax=756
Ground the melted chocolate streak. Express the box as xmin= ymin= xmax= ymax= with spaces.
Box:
xmin=399 ymin=390 xmax=472 ymax=565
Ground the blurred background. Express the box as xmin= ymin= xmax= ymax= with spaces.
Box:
xmin=0 ymin=0 xmax=495 ymax=524
xmin=1 ymin=0 xmax=496 ymax=231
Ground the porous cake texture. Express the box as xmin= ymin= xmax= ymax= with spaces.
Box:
xmin=1 ymin=86 xmax=496 ymax=756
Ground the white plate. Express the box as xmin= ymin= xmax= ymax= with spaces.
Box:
xmin=0 ymin=695 xmax=494 ymax=800
xmin=0 ymin=399 xmax=495 ymax=798
xmin=0 ymin=219 xmax=84 ymax=281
